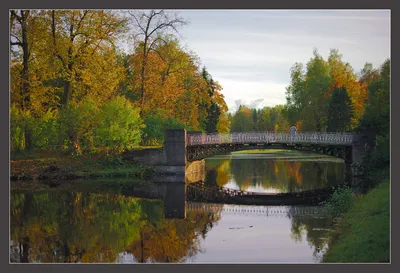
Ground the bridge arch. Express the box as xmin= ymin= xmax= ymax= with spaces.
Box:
xmin=180 ymin=130 xmax=376 ymax=165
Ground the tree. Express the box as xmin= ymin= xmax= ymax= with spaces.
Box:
xmin=49 ymin=10 xmax=127 ymax=107
xmin=326 ymin=86 xmax=354 ymax=132
xmin=304 ymin=49 xmax=331 ymax=131
xmin=128 ymin=10 xmax=187 ymax=108
xmin=201 ymin=67 xmax=229 ymax=133
xmin=357 ymin=59 xmax=390 ymax=167
xmin=10 ymin=10 xmax=35 ymax=149
xmin=359 ymin=62 xmax=380 ymax=88
xmin=230 ymin=106 xmax=253 ymax=132
xmin=326 ymin=49 xmax=368 ymax=129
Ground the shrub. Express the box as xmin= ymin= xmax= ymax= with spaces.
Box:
xmin=321 ymin=185 xmax=354 ymax=217
xmin=141 ymin=113 xmax=191 ymax=146
xmin=58 ymin=98 xmax=99 ymax=153
xmin=31 ymin=109 xmax=60 ymax=149
xmin=94 ymin=96 xmax=144 ymax=153
xmin=10 ymin=104 xmax=34 ymax=152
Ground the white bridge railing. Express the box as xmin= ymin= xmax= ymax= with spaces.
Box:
xmin=187 ymin=132 xmax=353 ymax=147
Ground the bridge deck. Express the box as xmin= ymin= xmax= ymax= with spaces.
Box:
xmin=187 ymin=132 xmax=353 ymax=147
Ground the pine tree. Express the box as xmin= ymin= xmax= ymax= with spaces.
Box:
xmin=326 ymin=87 xmax=354 ymax=132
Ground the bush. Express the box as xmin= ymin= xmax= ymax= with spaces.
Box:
xmin=31 ymin=109 xmax=60 ymax=149
xmin=58 ymin=98 xmax=99 ymax=153
xmin=141 ymin=113 xmax=191 ymax=146
xmin=94 ymin=96 xmax=144 ymax=153
xmin=12 ymin=96 xmax=145 ymax=154
xmin=321 ymin=185 xmax=354 ymax=217
xmin=10 ymin=105 xmax=34 ymax=152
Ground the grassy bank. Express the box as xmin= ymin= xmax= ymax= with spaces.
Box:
xmin=323 ymin=180 xmax=390 ymax=263
xmin=10 ymin=149 xmax=155 ymax=183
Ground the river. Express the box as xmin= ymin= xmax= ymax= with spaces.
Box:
xmin=10 ymin=150 xmax=347 ymax=263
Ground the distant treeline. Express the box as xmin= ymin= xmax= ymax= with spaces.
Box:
xmin=230 ymin=49 xmax=390 ymax=169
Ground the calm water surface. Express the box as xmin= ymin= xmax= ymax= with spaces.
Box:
xmin=10 ymin=151 xmax=342 ymax=263
xmin=205 ymin=151 xmax=348 ymax=193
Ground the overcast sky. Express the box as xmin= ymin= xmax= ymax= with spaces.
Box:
xmin=174 ymin=10 xmax=390 ymax=112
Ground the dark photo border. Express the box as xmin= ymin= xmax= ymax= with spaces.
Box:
xmin=2 ymin=1 xmax=396 ymax=273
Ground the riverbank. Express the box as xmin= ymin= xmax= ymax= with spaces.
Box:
xmin=10 ymin=149 xmax=156 ymax=186
xmin=322 ymin=179 xmax=390 ymax=263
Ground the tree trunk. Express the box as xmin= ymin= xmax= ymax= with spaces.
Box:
xmin=63 ymin=80 xmax=71 ymax=107
xmin=140 ymin=45 xmax=148 ymax=108
xmin=20 ymin=237 xmax=30 ymax=263
xmin=20 ymin=10 xmax=32 ymax=150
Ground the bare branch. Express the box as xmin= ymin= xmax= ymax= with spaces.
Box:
xmin=10 ymin=33 xmax=22 ymax=45
xmin=129 ymin=12 xmax=146 ymax=34
xmin=147 ymin=36 xmax=167 ymax=53
xmin=10 ymin=10 xmax=22 ymax=24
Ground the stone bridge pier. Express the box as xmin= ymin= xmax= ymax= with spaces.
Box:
xmin=164 ymin=129 xmax=187 ymax=167
xmin=351 ymin=130 xmax=377 ymax=176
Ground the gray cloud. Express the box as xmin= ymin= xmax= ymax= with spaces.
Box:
xmin=232 ymin=98 xmax=266 ymax=112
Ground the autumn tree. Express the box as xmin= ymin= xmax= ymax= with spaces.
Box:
xmin=359 ymin=62 xmax=380 ymax=88
xmin=286 ymin=48 xmax=368 ymax=132
xmin=48 ymin=10 xmax=127 ymax=107
xmin=10 ymin=10 xmax=41 ymax=149
xmin=128 ymin=10 xmax=187 ymax=108
xmin=326 ymin=49 xmax=368 ymax=129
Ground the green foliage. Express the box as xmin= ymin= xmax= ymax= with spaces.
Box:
xmin=357 ymin=59 xmax=390 ymax=171
xmin=31 ymin=109 xmax=60 ymax=148
xmin=57 ymin=96 xmax=144 ymax=153
xmin=94 ymin=96 xmax=144 ymax=153
xmin=326 ymin=87 xmax=354 ymax=132
xmin=10 ymin=105 xmax=34 ymax=152
xmin=230 ymin=105 xmax=289 ymax=132
xmin=202 ymin=67 xmax=223 ymax=133
xmin=321 ymin=185 xmax=353 ymax=217
xmin=141 ymin=113 xmax=190 ymax=146
xmin=323 ymin=181 xmax=390 ymax=263
xmin=58 ymin=98 xmax=99 ymax=152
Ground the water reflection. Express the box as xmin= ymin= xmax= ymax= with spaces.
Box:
xmin=11 ymin=153 xmax=341 ymax=264
xmin=205 ymin=153 xmax=348 ymax=193
xmin=10 ymin=181 xmax=333 ymax=263
xmin=9 ymin=176 xmax=223 ymax=263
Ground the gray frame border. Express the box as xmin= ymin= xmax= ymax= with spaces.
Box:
xmin=2 ymin=1 xmax=395 ymax=273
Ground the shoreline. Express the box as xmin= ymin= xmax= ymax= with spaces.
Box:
xmin=10 ymin=150 xmax=155 ymax=186
xmin=322 ymin=177 xmax=390 ymax=263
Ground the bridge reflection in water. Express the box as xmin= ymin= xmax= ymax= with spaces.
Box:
xmin=187 ymin=202 xmax=328 ymax=218
xmin=131 ymin=175 xmax=328 ymax=220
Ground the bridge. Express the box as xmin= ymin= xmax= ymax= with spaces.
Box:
xmin=186 ymin=202 xmax=329 ymax=218
xmin=186 ymin=131 xmax=355 ymax=162
xmin=162 ymin=129 xmax=376 ymax=168
xmin=125 ymin=128 xmax=376 ymax=178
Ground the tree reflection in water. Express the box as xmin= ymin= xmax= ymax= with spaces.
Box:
xmin=10 ymin=188 xmax=222 ymax=263
xmin=11 ymin=152 xmax=340 ymax=264
xmin=205 ymin=154 xmax=346 ymax=193
xmin=288 ymin=211 xmax=334 ymax=262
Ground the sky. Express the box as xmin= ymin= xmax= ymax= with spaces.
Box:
xmin=172 ymin=10 xmax=390 ymax=113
